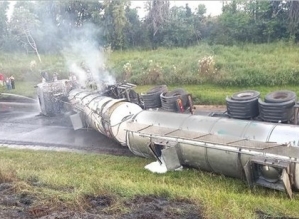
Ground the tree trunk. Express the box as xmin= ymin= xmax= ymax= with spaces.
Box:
xmin=25 ymin=30 xmax=42 ymax=63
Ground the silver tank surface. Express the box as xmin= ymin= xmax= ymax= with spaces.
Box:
xmin=68 ymin=89 xmax=142 ymax=145
xmin=125 ymin=110 xmax=299 ymax=198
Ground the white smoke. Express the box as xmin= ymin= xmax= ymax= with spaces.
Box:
xmin=62 ymin=23 xmax=116 ymax=89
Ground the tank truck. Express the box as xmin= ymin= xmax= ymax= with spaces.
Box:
xmin=36 ymin=78 xmax=299 ymax=199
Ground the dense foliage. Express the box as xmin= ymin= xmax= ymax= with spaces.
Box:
xmin=1 ymin=0 xmax=299 ymax=53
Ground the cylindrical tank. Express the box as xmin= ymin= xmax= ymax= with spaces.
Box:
xmin=69 ymin=89 xmax=142 ymax=145
xmin=128 ymin=110 xmax=299 ymax=146
xmin=126 ymin=110 xmax=299 ymax=190
xmin=67 ymin=89 xmax=299 ymax=193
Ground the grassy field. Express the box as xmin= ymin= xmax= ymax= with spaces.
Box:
xmin=1 ymin=42 xmax=299 ymax=87
xmin=0 ymin=148 xmax=298 ymax=219
xmin=109 ymin=42 xmax=299 ymax=86
xmin=1 ymin=42 xmax=299 ymax=103
xmin=0 ymin=81 xmax=37 ymax=98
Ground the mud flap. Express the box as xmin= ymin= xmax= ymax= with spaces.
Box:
xmin=161 ymin=146 xmax=181 ymax=171
xmin=281 ymin=169 xmax=293 ymax=199
xmin=243 ymin=161 xmax=253 ymax=188
xmin=70 ymin=113 xmax=84 ymax=130
xmin=149 ymin=139 xmax=181 ymax=171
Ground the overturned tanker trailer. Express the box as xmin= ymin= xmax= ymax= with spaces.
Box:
xmin=36 ymin=80 xmax=299 ymax=198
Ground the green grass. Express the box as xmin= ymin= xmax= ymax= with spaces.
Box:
xmin=109 ymin=41 xmax=299 ymax=86
xmin=0 ymin=53 xmax=68 ymax=82
xmin=0 ymin=148 xmax=298 ymax=219
xmin=0 ymin=81 xmax=38 ymax=98
xmin=2 ymin=41 xmax=299 ymax=87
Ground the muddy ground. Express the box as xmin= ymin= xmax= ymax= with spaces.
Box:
xmin=0 ymin=182 xmax=203 ymax=219
xmin=0 ymin=181 xmax=294 ymax=219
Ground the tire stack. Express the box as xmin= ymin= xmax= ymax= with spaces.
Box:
xmin=226 ymin=90 xmax=260 ymax=119
xmin=259 ymin=90 xmax=296 ymax=123
xmin=160 ymin=88 xmax=188 ymax=112
xmin=140 ymin=85 xmax=168 ymax=109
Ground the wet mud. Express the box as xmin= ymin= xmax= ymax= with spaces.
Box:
xmin=0 ymin=181 xmax=294 ymax=219
xmin=0 ymin=182 xmax=203 ymax=219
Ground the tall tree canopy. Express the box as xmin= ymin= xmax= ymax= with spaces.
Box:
xmin=145 ymin=0 xmax=170 ymax=48
xmin=2 ymin=0 xmax=299 ymax=53
xmin=9 ymin=3 xmax=42 ymax=61
xmin=102 ymin=0 xmax=128 ymax=50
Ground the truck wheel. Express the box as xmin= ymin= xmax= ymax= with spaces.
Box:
xmin=264 ymin=90 xmax=296 ymax=103
xmin=231 ymin=90 xmax=260 ymax=101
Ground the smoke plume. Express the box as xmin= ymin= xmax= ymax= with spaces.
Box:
xmin=62 ymin=23 xmax=116 ymax=89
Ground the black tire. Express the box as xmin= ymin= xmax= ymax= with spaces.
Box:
xmin=226 ymin=97 xmax=259 ymax=119
xmin=258 ymin=98 xmax=295 ymax=123
xmin=231 ymin=90 xmax=260 ymax=101
xmin=146 ymin=85 xmax=168 ymax=94
xmin=164 ymin=88 xmax=187 ymax=97
xmin=264 ymin=90 xmax=296 ymax=103
xmin=160 ymin=88 xmax=188 ymax=112
xmin=141 ymin=85 xmax=168 ymax=109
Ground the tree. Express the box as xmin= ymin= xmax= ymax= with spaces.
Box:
xmin=196 ymin=4 xmax=207 ymax=18
xmin=9 ymin=4 xmax=42 ymax=62
xmin=31 ymin=1 xmax=62 ymax=53
xmin=0 ymin=2 xmax=9 ymax=50
xmin=145 ymin=0 xmax=170 ymax=49
xmin=288 ymin=1 xmax=299 ymax=40
xmin=185 ymin=3 xmax=191 ymax=17
xmin=123 ymin=6 xmax=148 ymax=48
xmin=58 ymin=0 xmax=104 ymax=28
xmin=209 ymin=1 xmax=290 ymax=44
xmin=102 ymin=0 xmax=128 ymax=49
xmin=32 ymin=1 xmax=105 ymax=52
xmin=161 ymin=6 xmax=199 ymax=47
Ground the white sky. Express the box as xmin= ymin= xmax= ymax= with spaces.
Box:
xmin=6 ymin=1 xmax=16 ymax=21
xmin=131 ymin=1 xmax=223 ymax=17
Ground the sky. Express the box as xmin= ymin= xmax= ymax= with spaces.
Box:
xmin=131 ymin=1 xmax=223 ymax=17
xmin=6 ymin=1 xmax=16 ymax=21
